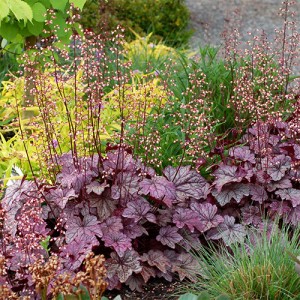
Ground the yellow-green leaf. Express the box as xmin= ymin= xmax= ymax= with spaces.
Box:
xmin=50 ymin=0 xmax=68 ymax=12
xmin=7 ymin=0 xmax=33 ymax=22
xmin=0 ymin=0 xmax=10 ymax=22
xmin=69 ymin=0 xmax=87 ymax=10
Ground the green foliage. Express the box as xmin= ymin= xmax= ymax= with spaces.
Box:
xmin=80 ymin=0 xmax=192 ymax=47
xmin=179 ymin=292 xmax=230 ymax=300
xmin=0 ymin=0 xmax=88 ymax=48
xmin=178 ymin=222 xmax=300 ymax=300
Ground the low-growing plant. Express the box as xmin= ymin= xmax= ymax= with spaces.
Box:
xmin=177 ymin=221 xmax=300 ymax=299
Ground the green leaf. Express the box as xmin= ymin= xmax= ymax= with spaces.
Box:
xmin=27 ymin=19 xmax=44 ymax=35
xmin=49 ymin=11 xmax=68 ymax=37
xmin=216 ymin=295 xmax=230 ymax=300
xmin=50 ymin=0 xmax=68 ymax=12
xmin=0 ymin=1 xmax=10 ymax=22
xmin=179 ymin=293 xmax=201 ymax=300
xmin=40 ymin=235 xmax=50 ymax=252
xmin=7 ymin=0 xmax=33 ymax=22
xmin=69 ymin=0 xmax=87 ymax=10
xmin=32 ymin=2 xmax=46 ymax=22
xmin=0 ymin=21 xmax=20 ymax=41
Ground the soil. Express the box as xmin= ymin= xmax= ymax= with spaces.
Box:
xmin=104 ymin=279 xmax=180 ymax=300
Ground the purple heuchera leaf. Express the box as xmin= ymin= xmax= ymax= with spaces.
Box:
xmin=241 ymin=205 xmax=262 ymax=225
xmin=60 ymin=237 xmax=94 ymax=271
xmin=111 ymin=172 xmax=140 ymax=200
xmin=275 ymin=188 xmax=300 ymax=207
xmin=171 ymin=252 xmax=200 ymax=281
xmin=122 ymin=219 xmax=148 ymax=239
xmin=103 ymin=149 xmax=137 ymax=172
xmin=294 ymin=144 xmax=300 ymax=159
xmin=2 ymin=180 xmax=37 ymax=211
xmin=229 ymin=146 xmax=255 ymax=164
xmin=141 ymin=250 xmax=171 ymax=273
xmin=190 ymin=202 xmax=224 ymax=232
xmin=173 ymin=208 xmax=200 ymax=232
xmin=156 ymin=226 xmax=182 ymax=248
xmin=139 ymin=176 xmax=176 ymax=207
xmin=125 ymin=274 xmax=144 ymax=292
xmin=263 ymin=155 xmax=291 ymax=181
xmin=86 ymin=181 xmax=108 ymax=195
xmin=268 ymin=200 xmax=291 ymax=218
xmin=208 ymin=216 xmax=246 ymax=245
xmin=140 ymin=264 xmax=156 ymax=283
xmin=249 ymin=184 xmax=268 ymax=204
xmin=212 ymin=183 xmax=250 ymax=206
xmin=213 ymin=164 xmax=246 ymax=193
xmin=102 ymin=231 xmax=132 ymax=257
xmin=163 ymin=165 xmax=210 ymax=201
xmin=122 ymin=198 xmax=156 ymax=223
xmin=46 ymin=187 xmax=77 ymax=210
xmin=106 ymin=250 xmax=142 ymax=283
xmin=266 ymin=176 xmax=292 ymax=192
xmin=100 ymin=216 xmax=123 ymax=234
xmin=65 ymin=214 xmax=102 ymax=244
xmin=89 ymin=191 xmax=118 ymax=222
xmin=286 ymin=206 xmax=300 ymax=226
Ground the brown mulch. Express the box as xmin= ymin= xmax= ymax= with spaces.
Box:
xmin=104 ymin=279 xmax=181 ymax=300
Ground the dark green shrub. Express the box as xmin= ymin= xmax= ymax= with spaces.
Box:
xmin=80 ymin=0 xmax=192 ymax=47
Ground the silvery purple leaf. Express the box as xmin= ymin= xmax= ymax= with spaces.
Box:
xmin=286 ymin=206 xmax=300 ymax=226
xmin=122 ymin=198 xmax=156 ymax=223
xmin=89 ymin=191 xmax=117 ymax=222
xmin=268 ymin=200 xmax=291 ymax=218
xmin=264 ymin=155 xmax=291 ymax=181
xmin=171 ymin=252 xmax=200 ymax=281
xmin=141 ymin=250 xmax=171 ymax=273
xmin=100 ymin=216 xmax=123 ymax=234
xmin=208 ymin=216 xmax=246 ymax=245
xmin=140 ymin=264 xmax=156 ymax=283
xmin=213 ymin=164 xmax=245 ymax=193
xmin=294 ymin=144 xmax=300 ymax=159
xmin=212 ymin=183 xmax=250 ymax=206
xmin=60 ymin=237 xmax=93 ymax=271
xmin=229 ymin=146 xmax=255 ymax=163
xmin=156 ymin=226 xmax=182 ymax=249
xmin=122 ymin=219 xmax=148 ymax=239
xmin=190 ymin=202 xmax=224 ymax=232
xmin=163 ymin=165 xmax=210 ymax=201
xmin=106 ymin=250 xmax=142 ymax=283
xmin=65 ymin=214 xmax=102 ymax=244
xmin=125 ymin=274 xmax=144 ymax=292
xmin=86 ymin=181 xmax=108 ymax=195
xmin=111 ymin=172 xmax=140 ymax=200
xmin=249 ymin=184 xmax=268 ymax=204
xmin=266 ymin=176 xmax=292 ymax=192
xmin=139 ymin=176 xmax=176 ymax=207
xmin=241 ymin=205 xmax=262 ymax=225
xmin=172 ymin=207 xmax=200 ymax=232
xmin=103 ymin=149 xmax=137 ymax=172
xmin=275 ymin=188 xmax=300 ymax=207
xmin=103 ymin=231 xmax=132 ymax=257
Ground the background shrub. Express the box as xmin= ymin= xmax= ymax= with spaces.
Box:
xmin=80 ymin=0 xmax=192 ymax=47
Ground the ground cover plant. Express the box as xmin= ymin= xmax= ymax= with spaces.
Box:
xmin=0 ymin=0 xmax=300 ymax=299
xmin=177 ymin=221 xmax=300 ymax=299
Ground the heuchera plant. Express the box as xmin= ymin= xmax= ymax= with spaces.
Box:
xmin=3 ymin=119 xmax=300 ymax=296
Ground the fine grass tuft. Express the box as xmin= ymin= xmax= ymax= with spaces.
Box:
xmin=177 ymin=222 xmax=300 ymax=300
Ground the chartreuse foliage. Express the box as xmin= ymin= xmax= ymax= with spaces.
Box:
xmin=178 ymin=222 xmax=300 ymax=299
